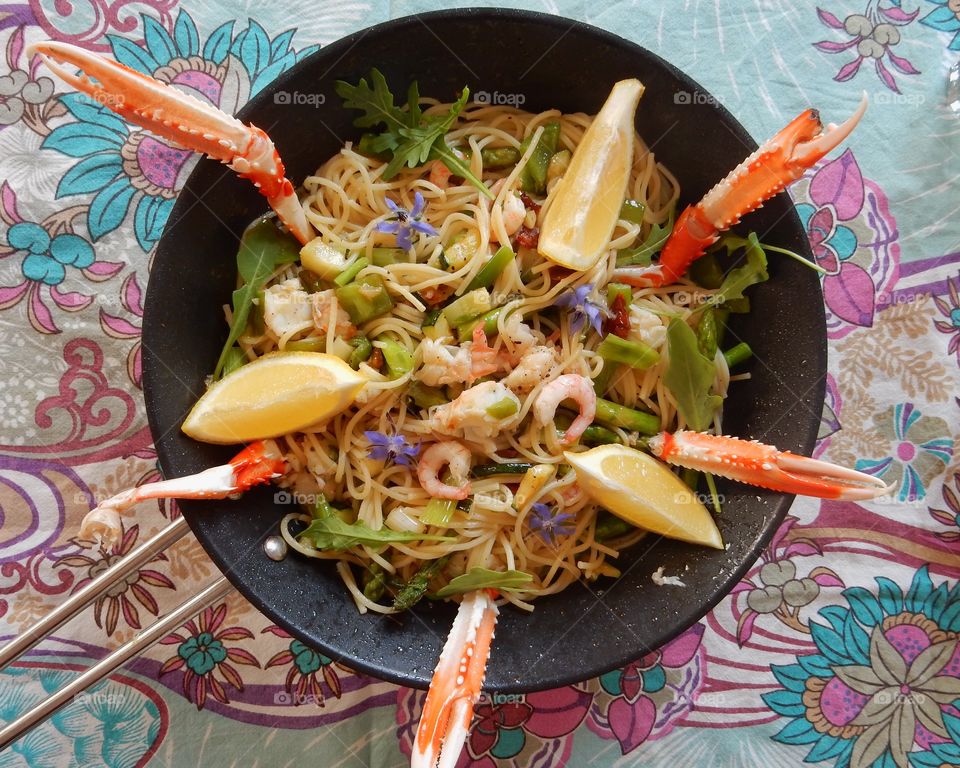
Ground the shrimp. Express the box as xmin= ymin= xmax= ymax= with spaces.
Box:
xmin=489 ymin=178 xmax=526 ymax=243
xmin=534 ymin=374 xmax=597 ymax=445
xmin=629 ymin=305 xmax=666 ymax=349
xmin=503 ymin=345 xmax=560 ymax=393
xmin=470 ymin=326 xmax=499 ymax=379
xmin=262 ymin=278 xmax=313 ymax=338
xmin=311 ymin=289 xmax=356 ymax=339
xmin=418 ymin=329 xmax=500 ymax=387
xmin=500 ymin=312 xmax=537 ymax=359
xmin=418 ymin=338 xmax=471 ymax=386
xmin=428 ymin=160 xmax=453 ymax=189
xmin=431 ymin=381 xmax=521 ymax=447
xmin=428 ymin=149 xmax=466 ymax=190
xmin=417 ymin=440 xmax=472 ymax=500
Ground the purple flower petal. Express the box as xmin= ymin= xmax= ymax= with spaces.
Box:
xmin=410 ymin=220 xmax=438 ymax=237
xmin=377 ymin=221 xmax=401 ymax=235
xmin=384 ymin=198 xmax=401 ymax=214
xmin=411 ymin=191 xmax=426 ymax=217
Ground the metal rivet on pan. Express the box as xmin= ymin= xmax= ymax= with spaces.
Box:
xmin=263 ymin=536 xmax=288 ymax=561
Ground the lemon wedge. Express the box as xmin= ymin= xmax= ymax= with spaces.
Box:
xmin=538 ymin=78 xmax=644 ymax=271
xmin=564 ymin=445 xmax=723 ymax=549
xmin=182 ymin=352 xmax=365 ymax=444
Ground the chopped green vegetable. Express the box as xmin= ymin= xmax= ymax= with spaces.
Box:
xmin=213 ymin=218 xmax=301 ymax=379
xmin=375 ymin=338 xmax=413 ymax=378
xmin=335 ymin=69 xmax=492 ymax=198
xmin=434 ymin=567 xmax=533 ymax=598
xmin=606 ymin=282 xmax=633 ymax=308
xmin=471 ymin=462 xmax=534 ymax=478
xmin=421 ymin=307 xmax=442 ymax=329
xmin=595 ymin=397 xmax=660 ymax=435
xmin=362 ymin=562 xmax=387 ymax=601
xmin=347 ymin=335 xmax=372 ymax=369
xmin=422 ymin=498 xmax=457 ymax=527
xmin=392 ymin=556 xmax=449 ymax=611
xmin=481 ymin=146 xmax=521 ymax=168
xmin=664 ymin=318 xmax=723 ymax=431
xmin=547 ymin=149 xmax=571 ymax=186
xmin=616 ymin=205 xmax=676 ymax=267
xmin=335 ymin=274 xmax=394 ymax=324
xmin=724 ymin=342 xmax=753 ymax=368
xmin=597 ymin=334 xmax=659 ymax=370
xmin=221 ymin=346 xmax=247 ymax=376
xmin=484 ymin=397 xmax=519 ymax=420
xmin=408 ymin=381 xmax=447 ymax=409
xmin=680 ymin=467 xmax=700 ymax=491
xmin=704 ymin=472 xmax=722 ymax=515
xmin=285 ymin=337 xmax=326 ymax=352
xmin=518 ymin=121 xmax=560 ymax=194
xmin=457 ymin=306 xmax=504 ymax=341
xmin=441 ymin=288 xmax=491 ymax=327
xmin=300 ymin=238 xmax=349 ymax=281
xmin=467 ymin=245 xmax=514 ymax=291
xmin=582 ymin=425 xmax=620 ymax=446
xmin=619 ymin=199 xmax=646 ymax=225
xmin=594 ymin=510 xmax=635 ymax=541
xmin=333 ymin=256 xmax=369 ymax=286
xmin=592 ymin=361 xmax=620 ymax=397
xmin=370 ymin=247 xmax=403 ymax=267
xmin=697 ymin=307 xmax=719 ymax=360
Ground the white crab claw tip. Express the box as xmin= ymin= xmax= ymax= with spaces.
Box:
xmin=797 ymin=92 xmax=868 ymax=164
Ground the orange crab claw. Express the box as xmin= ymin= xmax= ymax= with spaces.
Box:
xmin=28 ymin=40 xmax=313 ymax=244
xmin=616 ymin=93 xmax=868 ymax=288
xmin=648 ymin=430 xmax=888 ymax=501
xmin=78 ymin=441 xmax=286 ymax=547
xmin=412 ymin=589 xmax=499 ymax=768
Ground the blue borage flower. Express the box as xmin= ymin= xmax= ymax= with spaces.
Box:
xmin=376 ymin=192 xmax=438 ymax=250
xmin=364 ymin=430 xmax=420 ymax=467
xmin=554 ymin=283 xmax=609 ymax=335
xmin=528 ymin=502 xmax=575 ymax=546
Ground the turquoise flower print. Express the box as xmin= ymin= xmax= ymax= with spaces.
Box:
xmin=920 ymin=0 xmax=960 ymax=50
xmin=765 ymin=567 xmax=960 ymax=768
xmin=263 ymin=625 xmax=343 ymax=707
xmin=41 ymin=11 xmax=318 ymax=251
xmin=855 ymin=404 xmax=953 ymax=502
xmin=160 ymin=603 xmax=259 ymax=710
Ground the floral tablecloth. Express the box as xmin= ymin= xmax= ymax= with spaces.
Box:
xmin=1 ymin=1 xmax=959 ymax=766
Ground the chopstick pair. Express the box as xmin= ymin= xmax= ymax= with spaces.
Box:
xmin=0 ymin=516 xmax=234 ymax=750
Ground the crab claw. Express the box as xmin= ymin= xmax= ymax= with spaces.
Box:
xmin=412 ymin=589 xmax=499 ymax=768
xmin=78 ymin=440 xmax=286 ymax=547
xmin=617 ymin=93 xmax=868 ymax=288
xmin=648 ymin=430 xmax=888 ymax=501
xmin=28 ymin=41 xmax=313 ymax=244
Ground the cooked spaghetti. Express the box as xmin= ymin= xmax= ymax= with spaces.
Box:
xmin=226 ymin=96 xmax=728 ymax=614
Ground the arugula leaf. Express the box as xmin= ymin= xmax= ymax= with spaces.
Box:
xmin=337 ymin=69 xmax=492 ymax=198
xmin=434 ymin=567 xmax=533 ymax=598
xmin=709 ymin=232 xmax=769 ymax=311
xmin=392 ymin=556 xmax=449 ymax=611
xmin=213 ymin=218 xmax=301 ymax=379
xmin=664 ymin=317 xmax=723 ymax=431
xmin=334 ymin=68 xmax=407 ymax=135
xmin=298 ymin=515 xmax=452 ymax=551
xmin=616 ymin=204 xmax=676 ymax=267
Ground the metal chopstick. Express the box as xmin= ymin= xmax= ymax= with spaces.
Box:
xmin=0 ymin=515 xmax=191 ymax=673
xmin=0 ymin=574 xmax=234 ymax=750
